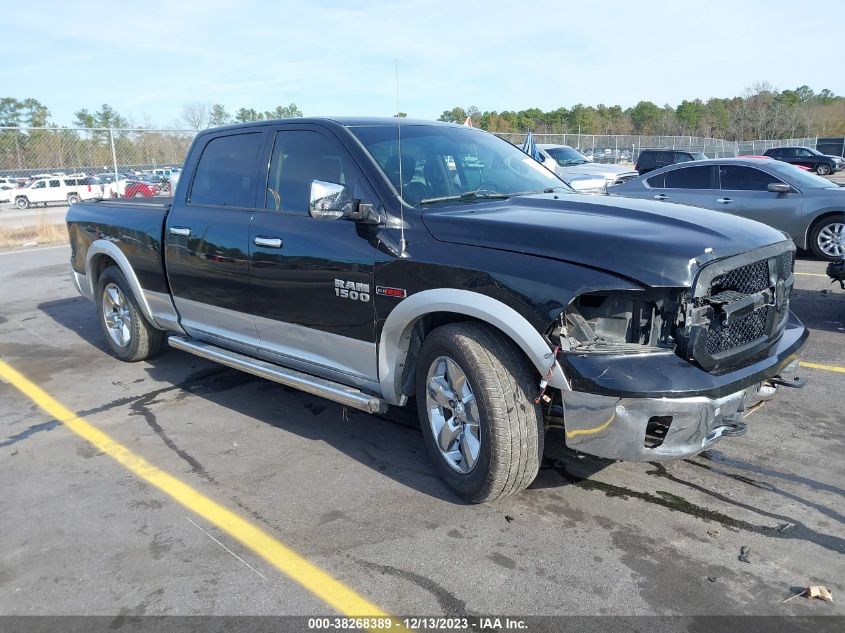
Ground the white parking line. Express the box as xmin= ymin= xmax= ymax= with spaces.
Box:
xmin=0 ymin=244 xmax=70 ymax=256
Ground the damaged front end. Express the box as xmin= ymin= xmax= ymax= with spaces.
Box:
xmin=546 ymin=242 xmax=807 ymax=461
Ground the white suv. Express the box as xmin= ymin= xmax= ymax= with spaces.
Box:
xmin=10 ymin=177 xmax=103 ymax=209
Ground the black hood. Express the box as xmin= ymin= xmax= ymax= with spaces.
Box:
xmin=421 ymin=193 xmax=790 ymax=287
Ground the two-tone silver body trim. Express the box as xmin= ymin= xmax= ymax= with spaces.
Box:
xmin=378 ymin=288 xmax=568 ymax=405
xmin=168 ymin=336 xmax=388 ymax=414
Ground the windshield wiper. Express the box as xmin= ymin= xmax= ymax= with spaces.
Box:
xmin=420 ymin=190 xmax=511 ymax=204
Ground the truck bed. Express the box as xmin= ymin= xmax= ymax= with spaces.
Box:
xmin=67 ymin=197 xmax=172 ymax=296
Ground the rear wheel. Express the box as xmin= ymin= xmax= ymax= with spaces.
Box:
xmin=816 ymin=163 xmax=832 ymax=176
xmin=809 ymin=214 xmax=845 ymax=260
xmin=15 ymin=196 xmax=29 ymax=209
xmin=96 ymin=266 xmax=165 ymax=361
xmin=415 ymin=322 xmax=543 ymax=503
xmin=67 ymin=193 xmax=80 ymax=205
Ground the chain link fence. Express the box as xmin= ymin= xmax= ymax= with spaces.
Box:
xmin=0 ymin=125 xmax=834 ymax=249
xmin=0 ymin=126 xmax=196 ymax=248
xmin=494 ymin=132 xmax=820 ymax=165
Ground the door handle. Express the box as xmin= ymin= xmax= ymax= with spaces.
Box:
xmin=716 ymin=197 xmax=733 ymax=204
xmin=169 ymin=226 xmax=191 ymax=237
xmin=653 ymin=194 xmax=668 ymax=201
xmin=254 ymin=236 xmax=283 ymax=248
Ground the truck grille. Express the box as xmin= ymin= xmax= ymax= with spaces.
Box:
xmin=681 ymin=244 xmax=794 ymax=371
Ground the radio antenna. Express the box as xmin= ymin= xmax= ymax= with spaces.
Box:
xmin=395 ymin=58 xmax=407 ymax=257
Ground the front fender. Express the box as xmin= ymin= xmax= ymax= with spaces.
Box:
xmin=377 ymin=288 xmax=569 ymax=405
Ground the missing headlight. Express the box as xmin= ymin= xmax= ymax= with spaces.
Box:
xmin=567 ymin=293 xmax=655 ymax=345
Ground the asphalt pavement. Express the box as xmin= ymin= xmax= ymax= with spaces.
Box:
xmin=0 ymin=244 xmax=843 ymax=623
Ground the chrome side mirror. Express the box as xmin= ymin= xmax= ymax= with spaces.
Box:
xmin=768 ymin=183 xmax=792 ymax=194
xmin=309 ymin=180 xmax=359 ymax=220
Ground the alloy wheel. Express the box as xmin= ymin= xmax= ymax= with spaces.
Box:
xmin=425 ymin=355 xmax=481 ymax=473
xmin=101 ymin=283 xmax=132 ymax=347
xmin=818 ymin=222 xmax=845 ymax=258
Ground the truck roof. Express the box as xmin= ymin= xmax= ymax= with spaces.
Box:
xmin=201 ymin=117 xmax=464 ymax=135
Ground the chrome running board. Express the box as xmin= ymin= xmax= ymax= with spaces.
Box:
xmin=168 ymin=336 xmax=388 ymax=414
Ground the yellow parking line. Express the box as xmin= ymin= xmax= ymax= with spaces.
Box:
xmin=800 ymin=361 xmax=845 ymax=374
xmin=0 ymin=359 xmax=399 ymax=623
xmin=794 ymin=272 xmax=829 ymax=277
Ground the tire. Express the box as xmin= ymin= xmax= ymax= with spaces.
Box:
xmin=95 ymin=266 xmax=165 ymax=362
xmin=415 ymin=322 xmax=543 ymax=503
xmin=809 ymin=214 xmax=845 ymax=260
xmin=67 ymin=193 xmax=80 ymax=205
xmin=816 ymin=163 xmax=831 ymax=176
xmin=15 ymin=196 xmax=29 ymax=209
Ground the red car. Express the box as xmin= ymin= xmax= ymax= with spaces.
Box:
xmin=123 ymin=181 xmax=158 ymax=198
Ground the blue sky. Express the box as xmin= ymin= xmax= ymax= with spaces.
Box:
xmin=2 ymin=0 xmax=842 ymax=127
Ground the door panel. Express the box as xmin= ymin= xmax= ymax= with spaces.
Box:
xmin=249 ymin=126 xmax=379 ymax=382
xmin=716 ymin=165 xmax=803 ymax=236
xmin=164 ymin=130 xmax=265 ymax=345
xmin=651 ymin=165 xmax=716 ymax=210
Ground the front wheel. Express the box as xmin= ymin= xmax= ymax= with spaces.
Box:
xmin=96 ymin=266 xmax=165 ymax=361
xmin=809 ymin=214 xmax=845 ymax=260
xmin=415 ymin=322 xmax=543 ymax=503
xmin=15 ymin=196 xmax=29 ymax=209
xmin=816 ymin=163 xmax=832 ymax=176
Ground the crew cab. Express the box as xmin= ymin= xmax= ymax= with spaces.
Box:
xmin=12 ymin=176 xmax=102 ymax=209
xmin=67 ymin=118 xmax=807 ymax=502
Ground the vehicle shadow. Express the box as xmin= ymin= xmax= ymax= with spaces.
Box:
xmin=788 ymin=288 xmax=845 ymax=334
xmin=37 ymin=295 xmax=608 ymax=504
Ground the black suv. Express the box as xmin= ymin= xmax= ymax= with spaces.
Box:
xmin=634 ymin=149 xmax=707 ymax=175
xmin=763 ymin=146 xmax=844 ymax=176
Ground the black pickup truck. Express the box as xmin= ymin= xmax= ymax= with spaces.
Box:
xmin=67 ymin=118 xmax=807 ymax=502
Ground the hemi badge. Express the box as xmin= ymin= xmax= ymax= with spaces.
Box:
xmin=375 ymin=286 xmax=407 ymax=299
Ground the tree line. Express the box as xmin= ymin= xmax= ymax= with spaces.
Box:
xmin=439 ymin=83 xmax=845 ymax=140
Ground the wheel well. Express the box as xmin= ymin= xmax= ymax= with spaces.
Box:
xmin=398 ymin=311 xmax=538 ymax=398
xmin=89 ymin=253 xmax=117 ymax=287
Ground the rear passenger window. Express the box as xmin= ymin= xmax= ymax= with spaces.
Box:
xmin=49 ymin=179 xmax=61 ymax=187
xmin=719 ymin=166 xmax=783 ymax=191
xmin=646 ymin=173 xmax=665 ymax=188
xmin=189 ymin=133 xmax=264 ymax=207
xmin=664 ymin=166 xmax=711 ymax=189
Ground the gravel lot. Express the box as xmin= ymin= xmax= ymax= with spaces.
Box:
xmin=0 ymin=243 xmax=843 ymax=627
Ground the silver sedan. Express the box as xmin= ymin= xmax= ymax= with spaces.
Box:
xmin=610 ymin=157 xmax=845 ymax=259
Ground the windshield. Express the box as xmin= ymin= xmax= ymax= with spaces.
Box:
xmin=775 ymin=162 xmax=840 ymax=188
xmin=544 ymin=146 xmax=589 ymax=166
xmin=348 ymin=124 xmax=571 ymax=206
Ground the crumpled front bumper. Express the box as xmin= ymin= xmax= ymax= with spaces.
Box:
xmin=562 ymin=378 xmax=783 ymax=461
xmin=558 ymin=312 xmax=807 ymax=461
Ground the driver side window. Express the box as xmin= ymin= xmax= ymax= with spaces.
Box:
xmin=265 ymin=130 xmax=364 ymax=213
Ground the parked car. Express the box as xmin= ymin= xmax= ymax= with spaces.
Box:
xmin=124 ymin=180 xmax=158 ymax=198
xmin=10 ymin=177 xmax=103 ymax=209
xmin=764 ymin=146 xmax=845 ymax=176
xmin=537 ymin=144 xmax=637 ymax=190
xmin=611 ymin=157 xmax=845 ymax=259
xmin=634 ymin=149 xmax=707 ymax=174
xmin=0 ymin=184 xmax=17 ymax=202
xmin=66 ymin=118 xmax=806 ymax=502
xmin=742 ymin=155 xmax=811 ymax=171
